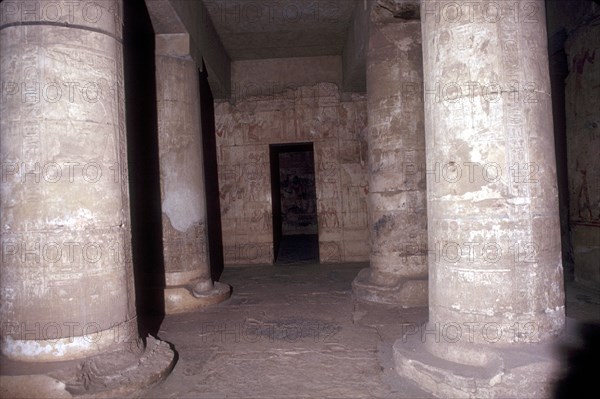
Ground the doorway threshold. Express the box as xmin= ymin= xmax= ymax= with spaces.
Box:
xmin=275 ymin=234 xmax=319 ymax=265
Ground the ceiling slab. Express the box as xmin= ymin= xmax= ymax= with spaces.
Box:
xmin=202 ymin=0 xmax=360 ymax=60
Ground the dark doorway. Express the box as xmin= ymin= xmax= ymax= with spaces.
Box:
xmin=269 ymin=143 xmax=319 ymax=264
xmin=199 ymin=63 xmax=225 ymax=281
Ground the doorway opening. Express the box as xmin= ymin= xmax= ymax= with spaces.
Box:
xmin=270 ymin=143 xmax=319 ymax=264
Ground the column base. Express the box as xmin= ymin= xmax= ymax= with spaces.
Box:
xmin=393 ymin=331 xmax=561 ymax=398
xmin=352 ymin=268 xmax=427 ymax=307
xmin=0 ymin=336 xmax=175 ymax=398
xmin=164 ymin=281 xmax=231 ymax=314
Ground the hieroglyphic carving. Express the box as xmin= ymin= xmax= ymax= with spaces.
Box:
xmin=0 ymin=1 xmax=145 ymax=357
xmin=342 ymin=186 xmax=368 ymax=229
xmin=215 ymin=85 xmax=368 ymax=264
xmin=319 ymin=241 xmax=341 ymax=263
xmin=223 ymin=243 xmax=273 ymax=264
xmin=317 ymin=199 xmax=340 ymax=230
xmin=161 ymin=219 xmax=207 ymax=274
xmin=1 ymin=227 xmax=130 ymax=330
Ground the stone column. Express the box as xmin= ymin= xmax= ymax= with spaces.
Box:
xmin=0 ymin=0 xmax=173 ymax=395
xmin=352 ymin=1 xmax=428 ymax=306
xmin=155 ymin=34 xmax=230 ymax=314
xmin=394 ymin=1 xmax=565 ymax=397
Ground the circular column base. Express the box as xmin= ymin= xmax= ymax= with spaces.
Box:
xmin=0 ymin=336 xmax=175 ymax=398
xmin=352 ymin=268 xmax=427 ymax=307
xmin=164 ymin=282 xmax=231 ymax=314
xmin=393 ymin=330 xmax=561 ymax=398
xmin=1 ymin=322 xmax=137 ymax=363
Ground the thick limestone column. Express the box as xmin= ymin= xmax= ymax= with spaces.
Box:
xmin=352 ymin=2 xmax=428 ymax=306
xmin=394 ymin=1 xmax=565 ymax=397
xmin=0 ymin=0 xmax=173 ymax=396
xmin=155 ymin=34 xmax=230 ymax=314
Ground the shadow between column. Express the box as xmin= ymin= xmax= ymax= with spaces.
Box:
xmin=123 ymin=0 xmax=165 ymax=337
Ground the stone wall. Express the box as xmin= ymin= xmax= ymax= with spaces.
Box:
xmin=215 ymin=83 xmax=369 ymax=265
xmin=231 ymin=56 xmax=342 ymax=101
xmin=565 ymin=19 xmax=600 ymax=290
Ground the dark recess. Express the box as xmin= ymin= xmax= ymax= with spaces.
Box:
xmin=199 ymin=64 xmax=225 ymax=282
xmin=123 ymin=0 xmax=165 ymax=336
xmin=269 ymin=143 xmax=317 ymax=263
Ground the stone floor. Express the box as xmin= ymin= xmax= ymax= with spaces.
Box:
xmin=146 ymin=263 xmax=600 ymax=399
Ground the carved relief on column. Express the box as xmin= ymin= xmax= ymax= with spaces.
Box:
xmin=352 ymin=0 xmax=428 ymax=306
xmin=154 ymin=34 xmax=230 ymax=313
xmin=0 ymin=1 xmax=174 ymax=395
xmin=0 ymin=0 xmax=136 ymax=362
xmin=394 ymin=2 xmax=565 ymax=397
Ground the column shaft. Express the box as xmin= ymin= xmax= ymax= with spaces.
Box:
xmin=0 ymin=2 xmax=176 ymax=395
xmin=0 ymin=0 xmax=137 ymax=361
xmin=394 ymin=1 xmax=565 ymax=397
xmin=353 ymin=4 xmax=428 ymax=306
xmin=154 ymin=35 xmax=230 ymax=313
xmin=422 ymin=0 xmax=564 ymax=360
xmin=156 ymin=51 xmax=209 ymax=287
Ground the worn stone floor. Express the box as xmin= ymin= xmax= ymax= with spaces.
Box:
xmin=146 ymin=262 xmax=600 ymax=399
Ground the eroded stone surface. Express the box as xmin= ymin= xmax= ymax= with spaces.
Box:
xmin=352 ymin=3 xmax=428 ymax=306
xmin=0 ymin=0 xmax=137 ymax=360
xmin=146 ymin=263 xmax=432 ymax=398
xmin=0 ymin=2 xmax=175 ymax=393
xmin=395 ymin=0 xmax=566 ymax=396
xmin=164 ymin=282 xmax=231 ymax=314
xmin=153 ymin=36 xmax=232 ymax=313
xmin=155 ymin=51 xmax=208 ymax=285
xmin=420 ymin=0 xmax=565 ymax=352
xmin=0 ymin=336 xmax=176 ymax=398
xmin=394 ymin=334 xmax=561 ymax=399
xmin=144 ymin=264 xmax=597 ymax=398
xmin=565 ymin=18 xmax=600 ymax=291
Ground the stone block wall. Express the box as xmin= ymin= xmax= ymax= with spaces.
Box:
xmin=214 ymin=83 xmax=369 ymax=265
xmin=565 ymin=20 xmax=600 ymax=290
